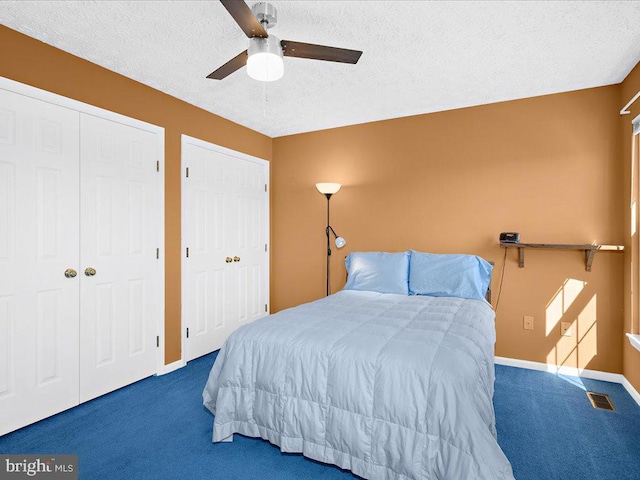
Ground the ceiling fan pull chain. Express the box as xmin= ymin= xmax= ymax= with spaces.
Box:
xmin=263 ymin=82 xmax=268 ymax=119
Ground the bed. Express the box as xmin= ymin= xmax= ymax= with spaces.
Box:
xmin=203 ymin=251 xmax=514 ymax=480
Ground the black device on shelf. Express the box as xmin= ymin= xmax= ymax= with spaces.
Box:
xmin=499 ymin=232 xmax=520 ymax=244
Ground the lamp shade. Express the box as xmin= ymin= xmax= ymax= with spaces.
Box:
xmin=335 ymin=236 xmax=346 ymax=249
xmin=247 ymin=36 xmax=284 ymax=82
xmin=316 ymin=183 xmax=341 ymax=195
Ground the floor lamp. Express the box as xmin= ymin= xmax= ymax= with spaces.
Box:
xmin=316 ymin=183 xmax=346 ymax=296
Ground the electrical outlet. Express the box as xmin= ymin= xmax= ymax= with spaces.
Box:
xmin=561 ymin=322 xmax=572 ymax=337
xmin=523 ymin=316 xmax=534 ymax=330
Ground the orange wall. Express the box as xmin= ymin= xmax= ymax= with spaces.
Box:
xmin=621 ymin=61 xmax=640 ymax=391
xmin=0 ymin=26 xmax=272 ymax=364
xmin=2 ymin=24 xmax=635 ymax=378
xmin=272 ymin=86 xmax=625 ymax=373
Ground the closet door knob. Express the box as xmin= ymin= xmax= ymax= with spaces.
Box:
xmin=85 ymin=267 xmax=97 ymax=277
xmin=64 ymin=268 xmax=77 ymax=278
xmin=225 ymin=257 xmax=233 ymax=263
xmin=233 ymin=256 xmax=241 ymax=262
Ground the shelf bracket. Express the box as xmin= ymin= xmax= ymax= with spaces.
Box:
xmin=518 ymin=247 xmax=525 ymax=268
xmin=585 ymin=248 xmax=595 ymax=272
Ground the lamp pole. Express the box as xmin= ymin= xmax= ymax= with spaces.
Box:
xmin=315 ymin=182 xmax=345 ymax=297
xmin=325 ymin=193 xmax=332 ymax=297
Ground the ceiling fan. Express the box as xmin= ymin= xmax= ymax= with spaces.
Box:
xmin=208 ymin=0 xmax=363 ymax=82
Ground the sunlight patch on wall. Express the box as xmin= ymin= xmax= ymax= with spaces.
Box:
xmin=632 ymin=199 xmax=637 ymax=237
xmin=577 ymin=295 xmax=598 ymax=363
xmin=545 ymin=278 xmax=587 ymax=336
xmin=546 ymin=294 xmax=597 ymax=370
xmin=550 ymin=334 xmax=574 ymax=367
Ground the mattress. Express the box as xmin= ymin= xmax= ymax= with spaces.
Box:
xmin=203 ymin=290 xmax=514 ymax=480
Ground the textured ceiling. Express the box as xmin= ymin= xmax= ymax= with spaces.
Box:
xmin=2 ymin=1 xmax=640 ymax=138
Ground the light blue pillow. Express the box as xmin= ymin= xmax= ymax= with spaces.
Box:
xmin=409 ymin=251 xmax=492 ymax=300
xmin=343 ymin=251 xmax=410 ymax=295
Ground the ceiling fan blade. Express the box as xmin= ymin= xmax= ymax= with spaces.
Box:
xmin=280 ymin=40 xmax=362 ymax=64
xmin=220 ymin=0 xmax=268 ymax=38
xmin=206 ymin=50 xmax=248 ymax=80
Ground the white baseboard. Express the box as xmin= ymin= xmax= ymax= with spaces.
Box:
xmin=157 ymin=359 xmax=185 ymax=376
xmin=621 ymin=376 xmax=640 ymax=405
xmin=495 ymin=356 xmax=640 ymax=406
xmin=494 ymin=356 xmax=624 ymax=382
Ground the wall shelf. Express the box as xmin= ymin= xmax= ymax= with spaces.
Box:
xmin=499 ymin=242 xmax=624 ymax=272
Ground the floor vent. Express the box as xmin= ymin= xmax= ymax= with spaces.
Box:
xmin=586 ymin=392 xmax=616 ymax=411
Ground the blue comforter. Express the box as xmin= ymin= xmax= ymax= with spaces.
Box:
xmin=203 ymin=290 xmax=514 ymax=480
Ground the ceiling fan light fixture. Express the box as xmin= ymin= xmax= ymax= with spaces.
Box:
xmin=208 ymin=1 xmax=363 ymax=81
xmin=247 ymin=35 xmax=284 ymax=82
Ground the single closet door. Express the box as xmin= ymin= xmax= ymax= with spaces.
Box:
xmin=183 ymin=137 xmax=269 ymax=361
xmin=79 ymin=114 xmax=160 ymax=403
xmin=232 ymin=156 xmax=270 ymax=328
xmin=0 ymin=89 xmax=80 ymax=436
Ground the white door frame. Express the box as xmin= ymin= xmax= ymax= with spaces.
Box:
xmin=181 ymin=134 xmax=270 ymax=365
xmin=0 ymin=76 xmax=167 ymax=375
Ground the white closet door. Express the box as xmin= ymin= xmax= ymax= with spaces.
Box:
xmin=79 ymin=114 xmax=160 ymax=403
xmin=234 ymin=159 xmax=269 ymax=326
xmin=0 ymin=89 xmax=80 ymax=436
xmin=183 ymin=139 xmax=268 ymax=361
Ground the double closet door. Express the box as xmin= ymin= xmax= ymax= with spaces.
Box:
xmin=0 ymin=86 xmax=162 ymax=436
xmin=183 ymin=136 xmax=269 ymax=361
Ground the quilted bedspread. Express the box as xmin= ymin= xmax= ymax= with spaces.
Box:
xmin=203 ymin=290 xmax=514 ymax=480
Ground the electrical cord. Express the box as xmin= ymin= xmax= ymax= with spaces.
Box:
xmin=494 ymin=247 xmax=508 ymax=312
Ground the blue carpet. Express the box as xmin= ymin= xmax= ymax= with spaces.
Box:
xmin=494 ymin=364 xmax=640 ymax=480
xmin=1 ymin=353 xmax=639 ymax=479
